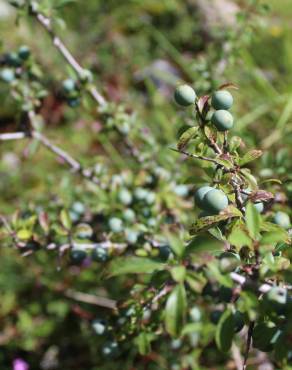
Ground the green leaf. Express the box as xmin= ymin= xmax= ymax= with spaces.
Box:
xmin=167 ymin=233 xmax=185 ymax=258
xmin=245 ymin=202 xmax=261 ymax=239
xmin=171 ymin=266 xmax=186 ymax=283
xmin=213 ymin=157 xmax=233 ymax=169
xmin=261 ymin=229 xmax=289 ymax=245
xmin=177 ymin=126 xmax=199 ymax=151
xmin=190 ymin=206 xmax=242 ymax=235
xmin=238 ymin=149 xmax=263 ymax=166
xmin=60 ymin=209 xmax=72 ymax=230
xmin=228 ymin=225 xmax=252 ymax=248
xmin=165 ymin=284 xmax=187 ymax=337
xmin=107 ymin=257 xmax=165 ymax=277
xmin=215 ymin=309 xmax=235 ymax=352
xmin=134 ymin=332 xmax=155 ymax=355
xmin=17 ymin=229 xmax=32 ymax=240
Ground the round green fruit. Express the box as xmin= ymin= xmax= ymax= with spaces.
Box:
xmin=92 ymin=246 xmax=109 ymax=262
xmin=118 ymin=188 xmax=132 ymax=205
xmin=254 ymin=202 xmax=264 ymax=213
xmin=101 ymin=341 xmax=120 ymax=358
xmin=67 ymin=97 xmax=80 ymax=108
xmin=125 ymin=229 xmax=139 ymax=244
xmin=174 ymin=84 xmax=196 ymax=107
xmin=6 ymin=52 xmax=21 ymax=67
xmin=211 ymin=90 xmax=233 ymax=110
xmin=70 ymin=249 xmax=87 ymax=264
xmin=203 ymin=189 xmax=228 ymax=213
xmin=18 ymin=45 xmax=30 ymax=60
xmin=1 ymin=68 xmax=15 ymax=83
xmin=92 ymin=318 xmax=107 ymax=335
xmin=63 ymin=78 xmax=76 ymax=92
xmin=211 ymin=110 xmax=234 ymax=131
xmin=108 ymin=217 xmax=123 ymax=233
xmin=194 ymin=186 xmax=213 ymax=209
xmin=274 ymin=211 xmax=290 ymax=229
xmin=266 ymin=287 xmax=287 ymax=306
xmin=174 ymin=184 xmax=189 ymax=197
xmin=123 ymin=208 xmax=136 ymax=223
xmin=134 ymin=187 xmax=148 ymax=200
xmin=158 ymin=245 xmax=171 ymax=261
xmin=210 ymin=310 xmax=222 ymax=324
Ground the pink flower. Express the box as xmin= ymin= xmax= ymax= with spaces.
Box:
xmin=13 ymin=358 xmax=29 ymax=370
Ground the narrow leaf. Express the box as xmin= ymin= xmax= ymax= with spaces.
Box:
xmin=177 ymin=126 xmax=199 ymax=151
xmin=107 ymin=257 xmax=165 ymax=277
xmin=215 ymin=309 xmax=235 ymax=352
xmin=238 ymin=150 xmax=263 ymax=166
xmin=165 ymin=284 xmax=187 ymax=337
xmin=245 ymin=202 xmax=261 ymax=239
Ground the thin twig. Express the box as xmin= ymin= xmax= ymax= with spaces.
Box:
xmin=243 ymin=321 xmax=255 ymax=370
xmin=65 ymin=289 xmax=117 ymax=309
xmin=171 ymin=147 xmax=219 ymax=165
xmin=34 ymin=12 xmax=106 ymax=107
xmin=0 ymin=132 xmax=26 ymax=141
xmin=231 ymin=343 xmax=244 ymax=370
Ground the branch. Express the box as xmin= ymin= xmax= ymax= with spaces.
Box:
xmin=35 ymin=12 xmax=106 ymax=107
xmin=171 ymin=147 xmax=219 ymax=165
xmin=0 ymin=132 xmax=26 ymax=141
xmin=64 ymin=289 xmax=117 ymax=309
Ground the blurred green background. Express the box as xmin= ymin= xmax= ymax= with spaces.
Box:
xmin=1 ymin=0 xmax=292 ymax=369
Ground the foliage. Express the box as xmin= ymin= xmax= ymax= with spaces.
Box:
xmin=0 ymin=1 xmax=291 ymax=370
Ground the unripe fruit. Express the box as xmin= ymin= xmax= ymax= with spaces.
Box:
xmin=134 ymin=187 xmax=148 ymax=200
xmin=266 ymin=287 xmax=287 ymax=306
xmin=1 ymin=68 xmax=15 ymax=83
xmin=174 ymin=84 xmax=196 ymax=107
xmin=92 ymin=246 xmax=109 ymax=262
xmin=211 ymin=110 xmax=234 ymax=131
xmin=70 ymin=249 xmax=87 ymax=264
xmin=194 ymin=186 xmax=213 ymax=209
xmin=123 ymin=208 xmax=136 ymax=223
xmin=63 ymin=78 xmax=76 ymax=93
xmin=254 ymin=202 xmax=264 ymax=214
xmin=211 ymin=90 xmax=233 ymax=110
xmin=101 ymin=341 xmax=120 ymax=358
xmin=71 ymin=201 xmax=85 ymax=215
xmin=92 ymin=318 xmax=107 ymax=335
xmin=18 ymin=45 xmax=30 ymax=60
xmin=210 ymin=310 xmax=222 ymax=324
xmin=125 ymin=229 xmax=139 ymax=244
xmin=6 ymin=52 xmax=21 ymax=67
xmin=118 ymin=188 xmax=132 ymax=205
xmin=67 ymin=98 xmax=80 ymax=108
xmin=109 ymin=217 xmax=123 ymax=233
xmin=204 ymin=189 xmax=228 ymax=213
xmin=274 ymin=211 xmax=290 ymax=229
xmin=145 ymin=192 xmax=156 ymax=205
xmin=158 ymin=245 xmax=171 ymax=261
xmin=174 ymin=184 xmax=189 ymax=197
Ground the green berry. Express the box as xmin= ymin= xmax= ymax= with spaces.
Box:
xmin=174 ymin=84 xmax=196 ymax=107
xmin=92 ymin=318 xmax=107 ymax=335
xmin=134 ymin=187 xmax=148 ymax=200
xmin=18 ymin=45 xmax=30 ymax=60
xmin=67 ymin=97 xmax=80 ymax=108
xmin=63 ymin=78 xmax=76 ymax=93
xmin=102 ymin=341 xmax=120 ymax=358
xmin=71 ymin=201 xmax=85 ymax=215
xmin=174 ymin=184 xmax=189 ymax=197
xmin=109 ymin=217 xmax=123 ymax=233
xmin=145 ymin=192 xmax=156 ymax=205
xmin=92 ymin=246 xmax=109 ymax=262
xmin=211 ymin=110 xmax=234 ymax=131
xmin=6 ymin=52 xmax=21 ymax=67
xmin=194 ymin=186 xmax=213 ymax=209
xmin=210 ymin=310 xmax=222 ymax=324
xmin=118 ymin=188 xmax=132 ymax=205
xmin=158 ymin=245 xmax=171 ymax=261
xmin=203 ymin=189 xmax=228 ymax=213
xmin=125 ymin=229 xmax=139 ymax=244
xmin=70 ymin=249 xmax=87 ymax=264
xmin=211 ymin=90 xmax=233 ymax=110
xmin=1 ymin=68 xmax=15 ymax=83
xmin=266 ymin=287 xmax=287 ymax=306
xmin=254 ymin=202 xmax=264 ymax=213
xmin=274 ymin=211 xmax=290 ymax=229
xmin=123 ymin=208 xmax=136 ymax=223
